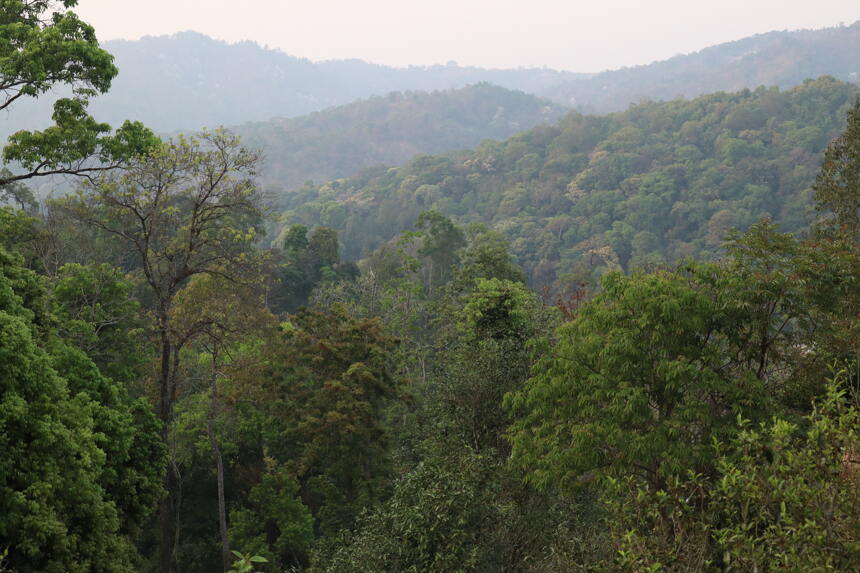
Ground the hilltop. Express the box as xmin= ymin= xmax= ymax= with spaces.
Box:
xmin=548 ymin=21 xmax=860 ymax=112
xmin=234 ymin=83 xmax=566 ymax=190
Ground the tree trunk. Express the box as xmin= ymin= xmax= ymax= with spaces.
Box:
xmin=158 ymin=326 xmax=173 ymax=438
xmin=208 ymin=350 xmax=231 ymax=572
xmin=158 ymin=317 xmax=176 ymax=573
xmin=210 ymin=419 xmax=230 ymax=571
xmin=159 ymin=488 xmax=173 ymax=573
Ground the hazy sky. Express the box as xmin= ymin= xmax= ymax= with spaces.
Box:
xmin=75 ymin=0 xmax=860 ymax=73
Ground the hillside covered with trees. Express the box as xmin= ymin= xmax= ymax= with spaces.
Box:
xmin=548 ymin=20 xmax=860 ymax=112
xmin=234 ymin=83 xmax=566 ymax=189
xmin=278 ymin=77 xmax=859 ymax=290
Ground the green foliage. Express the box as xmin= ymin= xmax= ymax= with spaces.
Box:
xmin=316 ymin=444 xmax=575 ymax=573
xmin=507 ymin=268 xmax=763 ymax=490
xmin=259 ymin=306 xmax=400 ymax=535
xmin=455 ymin=224 xmax=526 ymax=285
xmin=273 ymin=225 xmax=356 ymax=313
xmin=415 ymin=210 xmax=466 ymax=290
xmin=814 ymin=97 xmax=860 ymax=232
xmin=283 ymin=223 xmax=310 ymax=253
xmin=45 ymin=339 xmax=165 ymax=534
xmin=229 ymin=461 xmax=314 ymax=568
xmin=591 ymin=373 xmax=860 ymax=573
xmin=51 ymin=262 xmax=147 ymax=384
xmin=0 ymin=247 xmax=164 ymax=571
xmin=0 ymin=206 xmax=38 ymax=250
xmin=310 ymin=245 xmax=578 ymax=571
xmin=0 ymin=1 xmax=115 ymax=97
xmin=420 ymin=276 xmax=548 ymax=455
xmin=600 ymin=472 xmax=715 ymax=572
xmin=713 ymin=374 xmax=860 ymax=571
xmin=228 ymin=550 xmax=269 ymax=573
xmin=0 ymin=1 xmax=158 ymax=185
xmin=3 ymin=99 xmax=158 ymax=179
xmin=505 ymin=204 xmax=860 ymax=496
xmin=460 ymin=278 xmax=537 ymax=341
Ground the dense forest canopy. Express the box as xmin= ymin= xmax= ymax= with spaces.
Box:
xmin=279 ymin=77 xmax=859 ymax=291
xmin=1 ymin=3 xmax=860 ymax=573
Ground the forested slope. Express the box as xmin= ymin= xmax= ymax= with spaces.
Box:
xmin=234 ymin=84 xmax=566 ymax=190
xmin=549 ymin=21 xmax=860 ymax=112
xmin=277 ymin=77 xmax=859 ymax=289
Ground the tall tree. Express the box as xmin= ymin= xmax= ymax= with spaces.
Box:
xmin=66 ymin=129 xmax=263 ymax=572
xmin=274 ymin=225 xmax=352 ymax=313
xmin=170 ymin=274 xmax=276 ymax=572
xmin=263 ymin=307 xmax=400 ymax=537
xmin=415 ymin=210 xmax=465 ymax=295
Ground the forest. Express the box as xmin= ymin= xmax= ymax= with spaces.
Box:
xmin=1 ymin=2 xmax=860 ymax=572
xmin=276 ymin=77 xmax=859 ymax=290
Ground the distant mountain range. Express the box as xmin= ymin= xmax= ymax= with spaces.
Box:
xmin=95 ymin=32 xmax=585 ymax=133
xmin=233 ymin=84 xmax=567 ymax=190
xmin=546 ymin=21 xmax=860 ymax=113
xmin=1 ymin=23 xmax=858 ymax=137
xmin=0 ymin=31 xmax=581 ymax=135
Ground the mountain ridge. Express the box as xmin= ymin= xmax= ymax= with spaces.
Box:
xmin=2 ymin=23 xmax=859 ymax=137
xmin=232 ymin=83 xmax=567 ymax=190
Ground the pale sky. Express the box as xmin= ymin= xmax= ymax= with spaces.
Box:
xmin=74 ymin=0 xmax=860 ymax=73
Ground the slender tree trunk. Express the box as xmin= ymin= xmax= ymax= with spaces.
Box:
xmin=159 ymin=488 xmax=173 ymax=573
xmin=158 ymin=317 xmax=174 ymax=573
xmin=158 ymin=325 xmax=173 ymax=438
xmin=171 ymin=457 xmax=183 ymax=570
xmin=157 ymin=314 xmax=177 ymax=573
xmin=208 ymin=350 xmax=231 ymax=572
xmin=427 ymin=259 xmax=433 ymax=299
xmin=210 ymin=422 xmax=230 ymax=571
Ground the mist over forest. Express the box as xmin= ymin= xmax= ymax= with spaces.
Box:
xmin=2 ymin=3 xmax=860 ymax=572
